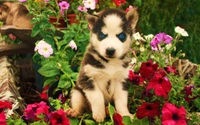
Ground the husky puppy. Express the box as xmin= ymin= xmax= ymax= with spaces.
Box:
xmin=0 ymin=2 xmax=33 ymax=28
xmin=67 ymin=8 xmax=138 ymax=122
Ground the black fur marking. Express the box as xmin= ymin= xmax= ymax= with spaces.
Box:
xmin=74 ymin=86 xmax=86 ymax=97
xmin=88 ymin=46 xmax=109 ymax=63
xmin=79 ymin=74 xmax=94 ymax=90
xmin=85 ymin=53 xmax=105 ymax=68
xmin=122 ymin=61 xmax=129 ymax=68
xmin=120 ymin=53 xmax=127 ymax=60
xmin=122 ymin=79 xmax=129 ymax=91
xmin=92 ymin=9 xmax=132 ymax=36
xmin=106 ymin=80 xmax=111 ymax=94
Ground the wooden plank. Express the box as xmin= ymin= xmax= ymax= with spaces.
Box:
xmin=0 ymin=43 xmax=34 ymax=56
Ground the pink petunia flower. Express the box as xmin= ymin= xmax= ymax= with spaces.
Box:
xmin=83 ymin=0 xmax=96 ymax=10
xmin=69 ymin=40 xmax=77 ymax=50
xmin=78 ymin=6 xmax=88 ymax=12
xmin=18 ymin=0 xmax=26 ymax=2
xmin=162 ymin=102 xmax=187 ymax=125
xmin=150 ymin=32 xmax=173 ymax=50
xmin=146 ymin=73 xmax=172 ymax=98
xmin=34 ymin=40 xmax=53 ymax=58
xmin=59 ymin=1 xmax=70 ymax=10
xmin=24 ymin=101 xmax=50 ymax=121
xmin=9 ymin=34 xmax=16 ymax=40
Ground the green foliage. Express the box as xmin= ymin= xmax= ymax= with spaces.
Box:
xmin=127 ymin=0 xmax=200 ymax=63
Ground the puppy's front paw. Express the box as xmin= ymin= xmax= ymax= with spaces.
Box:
xmin=93 ymin=111 xmax=106 ymax=123
xmin=66 ymin=108 xmax=81 ymax=117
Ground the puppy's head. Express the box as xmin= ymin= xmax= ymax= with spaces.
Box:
xmin=86 ymin=8 xmax=138 ymax=59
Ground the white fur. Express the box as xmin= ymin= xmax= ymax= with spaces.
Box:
xmin=91 ymin=14 xmax=131 ymax=59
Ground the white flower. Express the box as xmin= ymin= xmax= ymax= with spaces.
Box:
xmin=175 ymin=26 xmax=189 ymax=37
xmin=139 ymin=46 xmax=145 ymax=52
xmin=144 ymin=34 xmax=154 ymax=40
xmin=34 ymin=40 xmax=53 ymax=58
xmin=133 ymin=32 xmax=144 ymax=41
xmin=83 ymin=0 xmax=96 ymax=10
xmin=69 ymin=40 xmax=77 ymax=50
xmin=165 ymin=44 xmax=172 ymax=50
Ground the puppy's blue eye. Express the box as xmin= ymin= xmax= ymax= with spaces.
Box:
xmin=117 ymin=32 xmax=126 ymax=42
xmin=98 ymin=32 xmax=107 ymax=40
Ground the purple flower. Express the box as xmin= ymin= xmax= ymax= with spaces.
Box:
xmin=59 ymin=1 xmax=70 ymax=10
xmin=78 ymin=6 xmax=88 ymax=12
xmin=156 ymin=32 xmax=173 ymax=44
xmin=150 ymin=32 xmax=173 ymax=50
xmin=150 ymin=37 xmax=160 ymax=50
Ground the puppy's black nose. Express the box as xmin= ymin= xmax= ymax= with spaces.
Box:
xmin=106 ymin=47 xmax=115 ymax=56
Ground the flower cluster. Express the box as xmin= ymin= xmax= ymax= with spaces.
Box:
xmin=129 ymin=60 xmax=188 ymax=124
xmin=24 ymin=101 xmax=70 ymax=125
xmin=127 ymin=26 xmax=200 ymax=125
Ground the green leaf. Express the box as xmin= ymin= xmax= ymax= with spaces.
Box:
xmin=44 ymin=77 xmax=58 ymax=87
xmin=122 ymin=116 xmax=132 ymax=125
xmin=108 ymin=103 xmax=115 ymax=122
xmin=84 ymin=120 xmax=96 ymax=125
xmin=49 ymin=98 xmax=62 ymax=110
xmin=69 ymin=118 xmax=79 ymax=125
xmin=132 ymin=117 xmax=149 ymax=125
xmin=194 ymin=97 xmax=200 ymax=110
xmin=60 ymin=62 xmax=73 ymax=74
xmin=38 ymin=63 xmax=60 ymax=77
xmin=58 ymin=74 xmax=72 ymax=88
xmin=31 ymin=23 xmax=41 ymax=37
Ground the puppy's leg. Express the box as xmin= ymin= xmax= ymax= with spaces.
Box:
xmin=84 ymin=88 xmax=106 ymax=123
xmin=114 ymin=82 xmax=132 ymax=117
xmin=66 ymin=89 xmax=86 ymax=117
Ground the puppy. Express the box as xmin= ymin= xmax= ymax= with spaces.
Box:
xmin=67 ymin=8 xmax=138 ymax=122
xmin=0 ymin=2 xmax=33 ymax=28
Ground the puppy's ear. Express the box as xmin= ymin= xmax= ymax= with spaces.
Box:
xmin=85 ymin=14 xmax=98 ymax=29
xmin=126 ymin=7 xmax=139 ymax=30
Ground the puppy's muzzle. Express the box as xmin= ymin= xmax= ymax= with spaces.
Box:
xmin=106 ymin=47 xmax=115 ymax=57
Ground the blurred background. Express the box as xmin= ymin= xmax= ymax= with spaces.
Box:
xmin=127 ymin=0 xmax=200 ymax=63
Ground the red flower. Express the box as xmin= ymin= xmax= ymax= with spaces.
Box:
xmin=0 ymin=101 xmax=12 ymax=110
xmin=40 ymin=85 xmax=49 ymax=100
xmin=0 ymin=112 xmax=6 ymax=125
xmin=162 ymin=103 xmax=187 ymax=125
xmin=113 ymin=113 xmax=124 ymax=125
xmin=129 ymin=70 xmax=144 ymax=85
xmin=58 ymin=94 xmax=67 ymax=104
xmin=112 ymin=0 xmax=126 ymax=7
xmin=139 ymin=60 xmax=158 ymax=80
xmin=164 ymin=66 xmax=177 ymax=76
xmin=184 ymin=85 xmax=196 ymax=102
xmin=24 ymin=101 xmax=50 ymax=121
xmin=146 ymin=73 xmax=172 ymax=98
xmin=136 ymin=102 xmax=160 ymax=119
xmin=155 ymin=68 xmax=167 ymax=77
xmin=50 ymin=109 xmax=70 ymax=125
